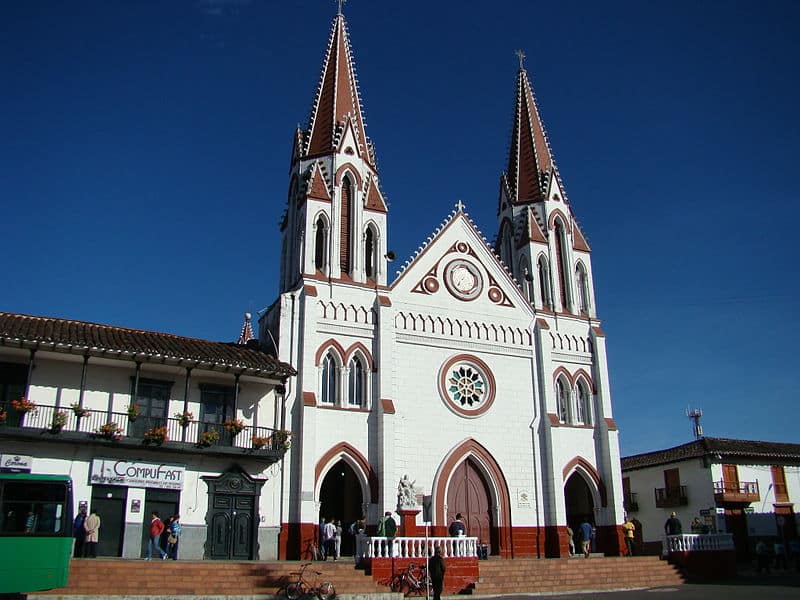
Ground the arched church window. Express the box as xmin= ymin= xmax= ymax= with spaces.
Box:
xmin=365 ymin=226 xmax=375 ymax=279
xmin=519 ymin=257 xmax=532 ymax=302
xmin=340 ymin=177 xmax=353 ymax=273
xmin=556 ymin=377 xmax=570 ymax=423
xmin=576 ymin=263 xmax=589 ymax=315
xmin=554 ymin=220 xmax=570 ymax=310
xmin=321 ymin=353 xmax=338 ymax=405
xmin=538 ymin=256 xmax=552 ymax=309
xmin=348 ymin=355 xmax=366 ymax=407
xmin=576 ymin=379 xmax=592 ymax=426
xmin=314 ymin=216 xmax=327 ymax=271
xmin=501 ymin=225 xmax=514 ymax=270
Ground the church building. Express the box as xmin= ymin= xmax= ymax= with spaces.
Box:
xmin=261 ymin=8 xmax=624 ymax=559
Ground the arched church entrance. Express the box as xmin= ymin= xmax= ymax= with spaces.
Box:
xmin=447 ymin=458 xmax=495 ymax=552
xmin=319 ymin=459 xmax=363 ymax=556
xmin=564 ymin=472 xmax=595 ymax=538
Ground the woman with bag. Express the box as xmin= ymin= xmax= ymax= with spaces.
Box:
xmin=166 ymin=514 xmax=181 ymax=560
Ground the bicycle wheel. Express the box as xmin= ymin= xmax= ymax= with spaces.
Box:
xmin=317 ymin=581 xmax=336 ymax=600
xmin=286 ymin=582 xmax=303 ymax=600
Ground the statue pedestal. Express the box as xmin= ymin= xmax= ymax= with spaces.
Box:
xmin=397 ymin=508 xmax=420 ymax=537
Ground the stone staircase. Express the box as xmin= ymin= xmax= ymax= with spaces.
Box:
xmin=32 ymin=555 xmax=685 ymax=598
xmin=33 ymin=559 xmax=387 ymax=597
xmin=472 ymin=555 xmax=686 ymax=595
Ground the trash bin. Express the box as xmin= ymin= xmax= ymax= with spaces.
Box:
xmin=478 ymin=544 xmax=489 ymax=560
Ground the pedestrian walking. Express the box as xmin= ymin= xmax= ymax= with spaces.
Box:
xmin=579 ymin=519 xmax=593 ymax=558
xmin=566 ymin=525 xmax=575 ymax=556
xmin=166 ymin=514 xmax=181 ymax=560
xmin=73 ymin=506 xmax=87 ymax=558
xmin=664 ymin=512 xmax=682 ymax=536
xmin=145 ymin=511 xmax=168 ymax=560
xmin=428 ymin=546 xmax=446 ymax=600
xmin=84 ymin=509 xmax=101 ymax=558
xmin=622 ymin=516 xmax=636 ymax=556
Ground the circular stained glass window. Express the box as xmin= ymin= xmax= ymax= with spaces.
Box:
xmin=438 ymin=355 xmax=496 ymax=418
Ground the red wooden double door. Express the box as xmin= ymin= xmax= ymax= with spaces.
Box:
xmin=446 ymin=458 xmax=496 ymax=552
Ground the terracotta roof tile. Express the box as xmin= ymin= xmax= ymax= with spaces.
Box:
xmin=0 ymin=312 xmax=295 ymax=378
xmin=622 ymin=437 xmax=800 ymax=471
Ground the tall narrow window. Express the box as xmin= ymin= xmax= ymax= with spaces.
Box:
xmin=340 ymin=177 xmax=353 ymax=273
xmin=538 ymin=257 xmax=551 ymax=309
xmin=348 ymin=356 xmax=365 ymax=407
xmin=576 ymin=380 xmax=591 ymax=425
xmin=556 ymin=378 xmax=570 ymax=423
xmin=321 ymin=354 xmax=337 ymax=405
xmin=519 ymin=257 xmax=532 ymax=302
xmin=501 ymin=226 xmax=514 ymax=269
xmin=364 ymin=227 xmax=375 ymax=278
xmin=576 ymin=263 xmax=589 ymax=314
xmin=554 ymin=221 xmax=569 ymax=310
xmin=314 ymin=216 xmax=327 ymax=271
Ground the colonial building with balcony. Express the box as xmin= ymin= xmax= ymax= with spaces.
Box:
xmin=621 ymin=437 xmax=800 ymax=558
xmin=0 ymin=312 xmax=295 ymax=560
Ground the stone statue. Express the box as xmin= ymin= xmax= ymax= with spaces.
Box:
xmin=397 ymin=474 xmax=418 ymax=509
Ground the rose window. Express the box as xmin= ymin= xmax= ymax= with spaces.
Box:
xmin=438 ymin=355 xmax=496 ymax=418
xmin=447 ymin=365 xmax=485 ymax=407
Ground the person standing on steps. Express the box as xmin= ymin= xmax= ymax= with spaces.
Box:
xmin=428 ymin=545 xmax=446 ymax=600
xmin=664 ymin=512 xmax=682 ymax=536
xmin=166 ymin=514 xmax=182 ymax=560
xmin=622 ymin=516 xmax=636 ymax=556
xmin=579 ymin=519 xmax=593 ymax=558
xmin=84 ymin=509 xmax=101 ymax=558
xmin=377 ymin=511 xmax=397 ymax=557
xmin=322 ymin=517 xmax=337 ymax=561
xmin=145 ymin=511 xmax=168 ymax=560
xmin=73 ymin=506 xmax=87 ymax=558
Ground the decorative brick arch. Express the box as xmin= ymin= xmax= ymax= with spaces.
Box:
xmin=334 ymin=164 xmax=363 ymax=189
xmin=552 ymin=366 xmax=574 ymax=386
xmin=344 ymin=341 xmax=375 ymax=371
xmin=572 ymin=368 xmax=596 ymax=393
xmin=433 ymin=439 xmax=512 ymax=557
xmin=315 ymin=442 xmax=379 ymax=503
xmin=315 ymin=339 xmax=347 ymax=366
xmin=562 ymin=456 xmax=607 ymax=507
xmin=547 ymin=208 xmax=572 ymax=233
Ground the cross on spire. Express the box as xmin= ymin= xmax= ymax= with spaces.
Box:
xmin=336 ymin=0 xmax=346 ymax=15
xmin=515 ymin=49 xmax=526 ymax=69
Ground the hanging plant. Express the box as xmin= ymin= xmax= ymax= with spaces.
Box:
xmin=70 ymin=402 xmax=90 ymax=418
xmin=198 ymin=429 xmax=220 ymax=448
xmin=251 ymin=435 xmax=269 ymax=450
xmin=96 ymin=422 xmax=123 ymax=441
xmin=11 ymin=397 xmax=37 ymax=414
xmin=127 ymin=403 xmax=141 ymax=421
xmin=174 ymin=410 xmax=194 ymax=427
xmin=273 ymin=430 xmax=292 ymax=450
xmin=142 ymin=426 xmax=169 ymax=445
xmin=50 ymin=410 xmax=68 ymax=432
xmin=222 ymin=418 xmax=245 ymax=436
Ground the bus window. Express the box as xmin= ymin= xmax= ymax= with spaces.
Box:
xmin=0 ymin=482 xmax=68 ymax=535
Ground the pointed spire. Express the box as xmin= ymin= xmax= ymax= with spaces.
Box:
xmin=237 ymin=313 xmax=255 ymax=345
xmin=506 ymin=54 xmax=557 ymax=205
xmin=304 ymin=11 xmax=373 ymax=168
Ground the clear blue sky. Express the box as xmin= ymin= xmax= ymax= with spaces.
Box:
xmin=2 ymin=1 xmax=798 ymax=456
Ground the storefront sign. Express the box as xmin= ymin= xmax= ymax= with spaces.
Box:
xmin=90 ymin=458 xmax=184 ymax=490
xmin=0 ymin=454 xmax=32 ymax=472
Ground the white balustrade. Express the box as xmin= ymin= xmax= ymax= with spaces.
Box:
xmin=366 ymin=536 xmax=478 ymax=559
xmin=662 ymin=533 xmax=735 ymax=556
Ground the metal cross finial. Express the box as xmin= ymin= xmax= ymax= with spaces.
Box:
xmin=336 ymin=0 xmax=347 ymax=15
xmin=515 ymin=49 xmax=526 ymax=69
xmin=456 ymin=199 xmax=465 ymax=212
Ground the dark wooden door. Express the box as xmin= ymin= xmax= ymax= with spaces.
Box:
xmin=90 ymin=485 xmax=127 ymax=557
xmin=208 ymin=494 xmax=254 ymax=560
xmin=725 ymin=508 xmax=749 ymax=560
xmin=447 ymin=459 xmax=492 ymax=545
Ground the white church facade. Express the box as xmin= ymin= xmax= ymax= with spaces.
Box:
xmin=0 ymin=8 xmax=625 ymax=562
xmin=261 ymin=9 xmax=624 ymax=559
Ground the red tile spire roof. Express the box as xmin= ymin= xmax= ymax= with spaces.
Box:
xmin=304 ymin=11 xmax=374 ymax=169
xmin=505 ymin=60 xmax=557 ymax=205
xmin=237 ymin=312 xmax=255 ymax=345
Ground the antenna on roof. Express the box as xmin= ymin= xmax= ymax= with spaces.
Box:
xmin=686 ymin=406 xmax=703 ymax=439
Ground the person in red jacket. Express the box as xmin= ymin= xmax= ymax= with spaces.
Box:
xmin=145 ymin=511 xmax=168 ymax=560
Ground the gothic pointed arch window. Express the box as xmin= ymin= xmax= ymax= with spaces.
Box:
xmin=576 ymin=262 xmax=589 ymax=315
xmin=519 ymin=256 xmax=533 ymax=302
xmin=314 ymin=214 xmax=328 ymax=272
xmin=321 ymin=353 xmax=338 ymax=405
xmin=553 ymin=219 xmax=570 ymax=311
xmin=556 ymin=377 xmax=570 ymax=424
xmin=537 ymin=255 xmax=552 ymax=309
xmin=364 ymin=224 xmax=377 ymax=279
xmin=340 ymin=176 xmax=354 ymax=273
xmin=500 ymin=223 xmax=514 ymax=271
xmin=575 ymin=378 xmax=592 ymax=426
xmin=347 ymin=355 xmax=366 ymax=407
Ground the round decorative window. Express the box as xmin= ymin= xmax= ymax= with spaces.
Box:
xmin=443 ymin=259 xmax=483 ymax=301
xmin=438 ymin=355 xmax=496 ymax=418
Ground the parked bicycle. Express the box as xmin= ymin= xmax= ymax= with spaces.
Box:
xmin=282 ymin=562 xmax=336 ymax=600
xmin=386 ymin=562 xmax=429 ymax=596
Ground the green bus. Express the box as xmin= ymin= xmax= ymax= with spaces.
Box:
xmin=0 ymin=473 xmax=73 ymax=594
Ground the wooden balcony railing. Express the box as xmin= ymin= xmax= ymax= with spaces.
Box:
xmin=713 ymin=480 xmax=759 ymax=504
xmin=623 ymin=492 xmax=639 ymax=513
xmin=0 ymin=401 xmax=291 ymax=454
xmin=655 ymin=485 xmax=688 ymax=508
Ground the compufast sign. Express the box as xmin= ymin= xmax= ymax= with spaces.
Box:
xmin=90 ymin=458 xmax=184 ymax=490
